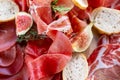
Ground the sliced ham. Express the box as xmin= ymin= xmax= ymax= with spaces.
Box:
xmin=68 ymin=11 xmax=87 ymax=33
xmin=88 ymin=0 xmax=115 ymax=8
xmin=25 ymin=37 xmax=52 ymax=58
xmin=13 ymin=0 xmax=28 ymax=11
xmin=25 ymin=31 xmax=72 ymax=80
xmin=0 ymin=45 xmax=24 ymax=77
xmin=29 ymin=0 xmax=74 ymax=34
xmin=47 ymin=30 xmax=72 ymax=56
xmin=87 ymin=44 xmax=120 ymax=80
xmin=97 ymin=34 xmax=120 ymax=46
xmin=29 ymin=0 xmax=53 ymax=34
xmin=48 ymin=15 xmax=72 ymax=34
xmin=70 ymin=6 xmax=90 ymax=20
xmin=0 ymin=65 xmax=29 ymax=80
xmin=26 ymin=54 xmax=70 ymax=80
xmin=0 ymin=22 xmax=17 ymax=52
xmin=0 ymin=46 xmax=16 ymax=67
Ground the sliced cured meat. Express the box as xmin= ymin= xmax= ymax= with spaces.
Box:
xmin=89 ymin=65 xmax=120 ymax=80
xmin=0 ymin=65 xmax=29 ymax=80
xmin=26 ymin=54 xmax=70 ymax=80
xmin=25 ymin=31 xmax=72 ymax=80
xmin=25 ymin=37 xmax=52 ymax=58
xmin=88 ymin=0 xmax=115 ymax=8
xmin=0 ymin=22 xmax=17 ymax=52
xmin=29 ymin=0 xmax=53 ymax=34
xmin=109 ymin=33 xmax=120 ymax=44
xmin=97 ymin=35 xmax=110 ymax=46
xmin=52 ymin=72 xmax=62 ymax=80
xmin=47 ymin=30 xmax=72 ymax=56
xmin=87 ymin=44 xmax=120 ymax=80
xmin=97 ymin=34 xmax=120 ymax=46
xmin=70 ymin=6 xmax=90 ymax=20
xmin=13 ymin=0 xmax=28 ymax=11
xmin=48 ymin=16 xmax=72 ymax=34
xmin=30 ymin=9 xmax=48 ymax=34
xmin=0 ymin=45 xmax=24 ymax=77
xmin=0 ymin=46 xmax=16 ymax=67
xmin=68 ymin=11 xmax=87 ymax=33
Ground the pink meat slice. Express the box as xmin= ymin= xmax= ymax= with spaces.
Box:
xmin=87 ymin=44 xmax=120 ymax=80
xmin=0 ymin=22 xmax=17 ymax=52
xmin=25 ymin=31 xmax=72 ymax=80
xmin=0 ymin=46 xmax=16 ymax=67
xmin=0 ymin=45 xmax=24 ymax=77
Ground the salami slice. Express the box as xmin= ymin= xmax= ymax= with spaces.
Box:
xmin=0 ymin=65 xmax=29 ymax=80
xmin=0 ymin=45 xmax=24 ymax=77
xmin=0 ymin=22 xmax=17 ymax=52
xmin=0 ymin=46 xmax=16 ymax=67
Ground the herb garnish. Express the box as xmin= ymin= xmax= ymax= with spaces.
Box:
xmin=51 ymin=0 xmax=71 ymax=13
xmin=17 ymin=28 xmax=47 ymax=43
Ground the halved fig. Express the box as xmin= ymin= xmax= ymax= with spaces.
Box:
xmin=71 ymin=23 xmax=93 ymax=52
xmin=15 ymin=12 xmax=33 ymax=36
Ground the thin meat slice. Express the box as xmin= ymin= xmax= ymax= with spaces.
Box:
xmin=68 ymin=11 xmax=87 ymax=33
xmin=25 ymin=31 xmax=72 ymax=80
xmin=26 ymin=54 xmax=70 ymax=80
xmin=0 ymin=45 xmax=24 ymax=77
xmin=97 ymin=33 xmax=120 ymax=46
xmin=48 ymin=16 xmax=72 ymax=34
xmin=25 ymin=37 xmax=52 ymax=58
xmin=70 ymin=6 xmax=90 ymax=20
xmin=0 ymin=65 xmax=29 ymax=80
xmin=13 ymin=0 xmax=28 ymax=11
xmin=88 ymin=0 xmax=115 ymax=8
xmin=0 ymin=46 xmax=16 ymax=67
xmin=87 ymin=44 xmax=120 ymax=80
xmin=47 ymin=30 xmax=72 ymax=56
xmin=29 ymin=0 xmax=53 ymax=34
xmin=0 ymin=22 xmax=17 ymax=52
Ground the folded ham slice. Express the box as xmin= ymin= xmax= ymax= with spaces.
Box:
xmin=0 ymin=46 xmax=16 ymax=67
xmin=0 ymin=45 xmax=24 ymax=77
xmin=25 ymin=31 xmax=72 ymax=80
xmin=0 ymin=22 xmax=17 ymax=52
xmin=29 ymin=0 xmax=73 ymax=34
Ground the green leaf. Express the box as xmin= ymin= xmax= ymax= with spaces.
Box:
xmin=52 ymin=5 xmax=71 ymax=13
xmin=51 ymin=0 xmax=58 ymax=5
xmin=17 ymin=28 xmax=43 ymax=43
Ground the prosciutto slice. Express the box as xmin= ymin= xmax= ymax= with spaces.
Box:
xmin=87 ymin=44 xmax=120 ymax=80
xmin=98 ymin=34 xmax=120 ymax=46
xmin=0 ymin=22 xmax=17 ymax=52
xmin=0 ymin=65 xmax=29 ymax=80
xmin=29 ymin=0 xmax=73 ymax=34
xmin=0 ymin=45 xmax=24 ymax=77
xmin=13 ymin=0 xmax=28 ymax=11
xmin=29 ymin=0 xmax=53 ymax=34
xmin=25 ymin=31 xmax=72 ymax=80
xmin=25 ymin=37 xmax=52 ymax=58
xmin=0 ymin=46 xmax=16 ymax=67
xmin=48 ymin=16 xmax=72 ymax=34
xmin=68 ymin=11 xmax=87 ymax=33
